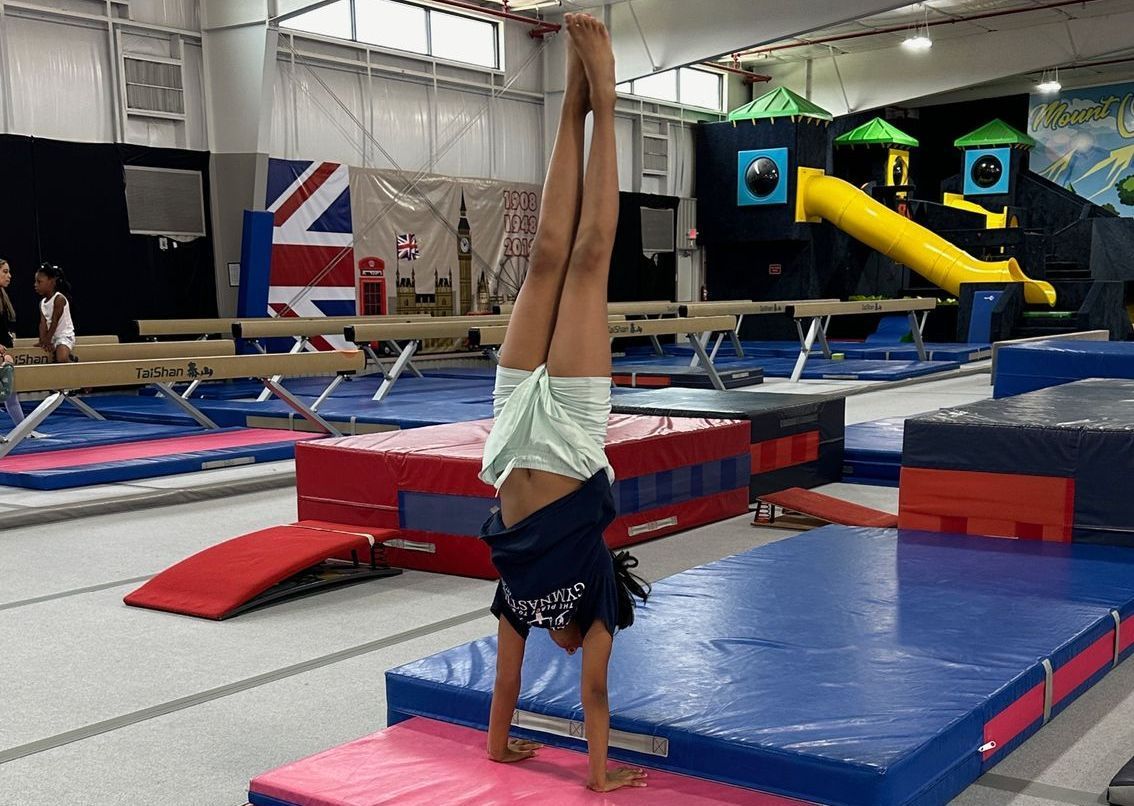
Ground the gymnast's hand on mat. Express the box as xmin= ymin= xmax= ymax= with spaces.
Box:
xmin=489 ymin=737 xmax=542 ymax=763
xmin=588 ymin=766 xmax=648 ymax=792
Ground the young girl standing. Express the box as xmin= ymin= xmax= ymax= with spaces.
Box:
xmin=35 ymin=263 xmax=76 ymax=363
xmin=480 ymin=14 xmax=649 ymax=793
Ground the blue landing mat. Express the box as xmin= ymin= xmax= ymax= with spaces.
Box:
xmin=619 ymin=354 xmax=958 ymax=381
xmin=148 ymin=374 xmax=495 ymax=402
xmin=387 ymin=527 xmax=1134 ymax=806
xmin=994 ymin=341 xmax=1134 ymax=398
xmin=757 ymin=357 xmax=960 ymax=380
xmin=636 ymin=341 xmax=989 ymax=364
xmin=0 ymin=427 xmax=311 ymax=490
xmin=0 ymin=410 xmax=199 ymax=455
xmin=843 ymin=417 xmax=906 ymax=485
xmin=79 ymin=391 xmax=497 ymax=430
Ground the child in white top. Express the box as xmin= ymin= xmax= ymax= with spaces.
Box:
xmin=35 ymin=264 xmax=75 ymax=363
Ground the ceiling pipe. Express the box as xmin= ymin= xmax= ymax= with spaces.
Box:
xmin=429 ymin=0 xmax=560 ymax=38
xmin=731 ymin=0 xmax=1107 ymax=59
xmin=709 ymin=61 xmax=772 ymax=83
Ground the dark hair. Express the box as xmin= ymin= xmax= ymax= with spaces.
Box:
xmin=37 ymin=263 xmax=72 ymax=297
xmin=612 ymin=550 xmax=650 ymax=630
xmin=0 ymin=259 xmax=13 ymax=322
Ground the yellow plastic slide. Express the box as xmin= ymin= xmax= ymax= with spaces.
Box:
xmin=796 ymin=168 xmax=1056 ymax=305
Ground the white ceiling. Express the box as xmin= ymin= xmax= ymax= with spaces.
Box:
xmin=731 ymin=0 xmax=1134 ymax=64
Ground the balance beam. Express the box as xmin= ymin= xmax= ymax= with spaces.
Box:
xmin=677 ymin=299 xmax=841 ymax=364
xmin=470 ymin=315 xmax=739 ymax=391
xmin=340 ymin=316 xmax=517 ymax=403
xmin=12 ymin=335 xmax=119 ymax=348
xmin=233 ymin=315 xmax=434 ymax=405
xmin=1 ymin=350 xmax=365 ymax=458
xmin=232 ymin=315 xmax=431 ymax=341
xmin=493 ymin=301 xmax=679 ymax=316
xmin=134 ymin=317 xmax=244 ymax=339
xmin=6 ymin=339 xmax=235 ymax=366
xmin=783 ymin=298 xmax=938 ymax=382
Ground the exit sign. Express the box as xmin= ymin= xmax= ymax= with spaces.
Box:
xmin=769 ymin=263 xmax=782 ymax=275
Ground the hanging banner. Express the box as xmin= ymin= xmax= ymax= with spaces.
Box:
xmin=1028 ymin=81 xmax=1134 ymax=216
xmin=348 ymin=168 xmax=541 ymax=316
xmin=264 ymin=158 xmax=357 ymax=349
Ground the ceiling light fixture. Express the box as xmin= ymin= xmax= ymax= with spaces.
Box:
xmin=901 ymin=4 xmax=933 ymax=53
xmin=901 ymin=34 xmax=933 ymax=51
xmin=1036 ymin=67 xmax=1061 ymax=94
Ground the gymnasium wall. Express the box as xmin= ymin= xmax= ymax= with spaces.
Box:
xmin=0 ymin=0 xmax=206 ymax=149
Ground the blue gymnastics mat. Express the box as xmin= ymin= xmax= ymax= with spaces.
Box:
xmin=80 ymin=390 xmax=497 ymax=431
xmin=146 ymin=374 xmax=495 ymax=402
xmin=387 ymin=527 xmax=1134 ymax=806
xmin=0 ymin=409 xmax=199 ymax=455
xmin=757 ymin=357 xmax=960 ymax=381
xmin=843 ymin=417 xmax=906 ymax=485
xmin=994 ymin=341 xmax=1134 ymax=398
xmin=0 ymin=427 xmax=315 ymax=490
xmin=642 ymin=341 xmax=989 ymax=364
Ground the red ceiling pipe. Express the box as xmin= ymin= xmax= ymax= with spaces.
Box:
xmin=429 ymin=0 xmax=560 ymax=38
xmin=733 ymin=0 xmax=1106 ymax=58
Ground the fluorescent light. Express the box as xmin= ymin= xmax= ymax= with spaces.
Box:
xmin=1036 ymin=80 xmax=1062 ymax=93
xmin=901 ymin=34 xmax=933 ymax=52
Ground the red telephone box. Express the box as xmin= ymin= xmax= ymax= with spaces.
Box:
xmin=357 ymin=256 xmax=387 ymax=315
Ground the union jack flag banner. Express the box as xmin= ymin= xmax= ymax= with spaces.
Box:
xmin=265 ymin=159 xmax=356 ymax=350
xmin=396 ymin=233 xmax=420 ymax=261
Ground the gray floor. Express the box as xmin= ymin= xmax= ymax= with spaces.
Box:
xmin=1 ymin=369 xmax=1129 ymax=805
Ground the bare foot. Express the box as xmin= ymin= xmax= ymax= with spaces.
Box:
xmin=563 ymin=14 xmax=589 ymax=111
xmin=566 ymin=13 xmax=615 ymax=112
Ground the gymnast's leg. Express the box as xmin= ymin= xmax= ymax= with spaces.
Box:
xmin=496 ymin=20 xmax=589 ymax=372
xmin=546 ymin=14 xmax=619 ymax=380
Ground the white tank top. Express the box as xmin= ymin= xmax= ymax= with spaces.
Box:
xmin=41 ymin=292 xmax=76 ymax=345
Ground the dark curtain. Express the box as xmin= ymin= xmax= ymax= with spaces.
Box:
xmin=0 ymin=134 xmax=216 ymax=339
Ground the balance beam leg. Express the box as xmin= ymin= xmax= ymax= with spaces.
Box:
xmin=372 ymin=340 xmax=419 ymax=403
xmin=263 ymin=378 xmax=341 ymax=436
xmin=908 ymin=311 xmax=929 ymax=362
xmin=384 ymin=340 xmax=423 ymax=379
xmin=311 ymin=374 xmax=345 ymax=412
xmin=66 ymin=395 xmax=108 ymax=421
xmin=258 ymin=337 xmax=307 ymax=403
xmin=790 ymin=317 xmax=821 ymax=383
xmin=648 ymin=335 xmax=664 ymax=356
xmin=182 ymin=379 xmax=202 ymax=399
xmin=688 ymin=331 xmax=727 ymax=391
xmin=0 ymin=392 xmax=67 ymax=458
xmin=816 ymin=315 xmax=833 ymax=359
xmin=152 ymin=383 xmax=220 ymax=429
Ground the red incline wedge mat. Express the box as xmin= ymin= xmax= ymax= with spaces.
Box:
xmin=296 ymin=415 xmax=751 ymax=578
xmin=0 ymin=428 xmax=316 ymax=472
xmin=249 ymin=717 xmax=804 ymax=806
xmin=758 ymin=487 xmax=898 ymax=528
xmin=124 ymin=523 xmax=400 ymax=619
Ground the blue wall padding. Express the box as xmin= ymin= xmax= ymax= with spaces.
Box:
xmin=967 ymin=291 xmax=1002 ymax=343
xmin=994 ymin=341 xmax=1134 ymax=398
xmin=386 ymin=527 xmax=1134 ymax=806
xmin=237 ymin=209 xmax=274 ymax=319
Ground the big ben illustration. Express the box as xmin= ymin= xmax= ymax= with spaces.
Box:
xmin=457 ymin=192 xmax=473 ymax=315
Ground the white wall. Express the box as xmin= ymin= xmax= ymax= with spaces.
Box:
xmin=270 ymin=18 xmax=546 ymax=184
xmin=0 ymin=0 xmax=206 ymax=149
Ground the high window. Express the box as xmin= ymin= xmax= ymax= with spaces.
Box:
xmin=282 ymin=0 xmax=500 ymax=70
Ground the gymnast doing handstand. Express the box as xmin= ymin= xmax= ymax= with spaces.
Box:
xmin=478 ymin=12 xmax=650 ymax=794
